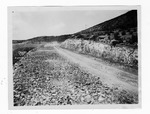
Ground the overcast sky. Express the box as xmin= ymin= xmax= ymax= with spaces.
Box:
xmin=12 ymin=8 xmax=129 ymax=40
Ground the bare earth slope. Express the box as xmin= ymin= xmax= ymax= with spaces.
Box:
xmin=55 ymin=46 xmax=138 ymax=94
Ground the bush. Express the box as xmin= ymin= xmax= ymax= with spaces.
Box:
xmin=60 ymin=39 xmax=138 ymax=68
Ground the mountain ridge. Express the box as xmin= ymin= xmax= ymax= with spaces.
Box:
xmin=13 ymin=10 xmax=138 ymax=46
xmin=78 ymin=10 xmax=137 ymax=34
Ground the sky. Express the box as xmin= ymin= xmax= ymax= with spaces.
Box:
xmin=12 ymin=8 xmax=129 ymax=40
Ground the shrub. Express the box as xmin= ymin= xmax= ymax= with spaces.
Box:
xmin=60 ymin=39 xmax=138 ymax=68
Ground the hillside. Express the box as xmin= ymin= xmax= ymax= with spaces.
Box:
xmin=27 ymin=35 xmax=71 ymax=43
xmin=78 ymin=10 xmax=137 ymax=34
xmin=13 ymin=40 xmax=27 ymax=44
xmin=13 ymin=10 xmax=138 ymax=48
xmin=72 ymin=10 xmax=138 ymax=48
xmin=13 ymin=34 xmax=72 ymax=44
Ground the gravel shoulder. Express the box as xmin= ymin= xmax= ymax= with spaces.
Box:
xmin=13 ymin=46 xmax=138 ymax=106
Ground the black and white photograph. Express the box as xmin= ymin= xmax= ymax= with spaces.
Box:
xmin=8 ymin=6 xmax=140 ymax=109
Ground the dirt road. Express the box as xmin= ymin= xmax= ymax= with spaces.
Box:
xmin=55 ymin=47 xmax=138 ymax=94
xmin=13 ymin=45 xmax=139 ymax=105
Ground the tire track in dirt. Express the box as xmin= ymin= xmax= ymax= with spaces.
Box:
xmin=55 ymin=46 xmax=138 ymax=94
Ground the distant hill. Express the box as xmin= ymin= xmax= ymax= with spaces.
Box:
xmin=13 ymin=40 xmax=27 ymax=44
xmin=13 ymin=34 xmax=72 ymax=44
xmin=13 ymin=10 xmax=138 ymax=47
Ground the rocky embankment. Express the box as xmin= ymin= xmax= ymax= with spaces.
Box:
xmin=13 ymin=47 xmax=138 ymax=106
